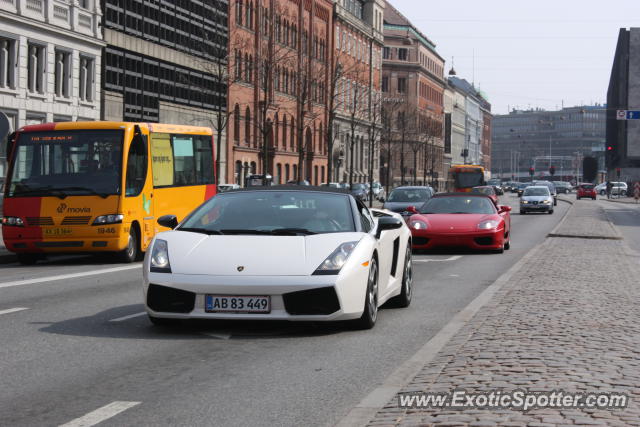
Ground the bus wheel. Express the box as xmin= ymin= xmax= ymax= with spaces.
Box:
xmin=17 ymin=254 xmax=38 ymax=265
xmin=119 ymin=228 xmax=138 ymax=263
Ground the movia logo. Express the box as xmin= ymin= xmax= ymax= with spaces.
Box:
xmin=56 ymin=203 xmax=67 ymax=214
xmin=56 ymin=203 xmax=90 ymax=214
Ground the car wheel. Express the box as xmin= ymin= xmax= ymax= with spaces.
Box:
xmin=554 ymin=199 xmax=557 ymax=206
xmin=577 ymin=197 xmax=580 ymax=200
xmin=504 ymin=233 xmax=511 ymax=250
xmin=548 ymin=209 xmax=554 ymax=214
xmin=17 ymin=254 xmax=39 ymax=265
xmin=118 ymin=228 xmax=138 ymax=263
xmin=354 ymin=258 xmax=378 ymax=330
xmin=148 ymin=315 xmax=180 ymax=327
xmin=621 ymin=190 xmax=627 ymax=197
xmin=520 ymin=210 xmax=526 ymax=215
xmin=592 ymin=197 xmax=596 ymax=200
xmin=390 ymin=246 xmax=412 ymax=308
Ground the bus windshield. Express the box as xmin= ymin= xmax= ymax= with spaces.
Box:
xmin=7 ymin=130 xmax=124 ymax=198
xmin=454 ymin=171 xmax=484 ymax=189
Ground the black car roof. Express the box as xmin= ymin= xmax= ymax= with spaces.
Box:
xmin=222 ymin=185 xmax=350 ymax=195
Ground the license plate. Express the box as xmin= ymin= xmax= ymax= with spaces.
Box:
xmin=205 ymin=295 xmax=271 ymax=313
xmin=44 ymin=228 xmax=72 ymax=236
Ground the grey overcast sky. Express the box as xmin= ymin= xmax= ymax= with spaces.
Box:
xmin=390 ymin=0 xmax=640 ymax=115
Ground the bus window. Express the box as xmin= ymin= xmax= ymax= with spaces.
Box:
xmin=125 ymin=133 xmax=147 ymax=197
xmin=150 ymin=133 xmax=174 ymax=187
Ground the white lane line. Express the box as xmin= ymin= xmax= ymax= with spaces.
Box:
xmin=58 ymin=401 xmax=141 ymax=427
xmin=109 ymin=312 xmax=147 ymax=322
xmin=414 ymin=255 xmax=462 ymax=263
xmin=0 ymin=265 xmax=141 ymax=290
xmin=0 ymin=307 xmax=29 ymax=316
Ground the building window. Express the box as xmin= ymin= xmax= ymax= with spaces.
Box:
xmin=245 ymin=106 xmax=251 ymax=145
xmin=233 ymin=104 xmax=240 ymax=144
xmin=54 ymin=50 xmax=71 ymax=98
xmin=27 ymin=43 xmax=46 ymax=94
xmin=382 ymin=46 xmax=390 ymax=60
xmin=79 ymin=56 xmax=95 ymax=101
xmin=0 ymin=37 xmax=17 ymax=89
xmin=382 ymin=76 xmax=388 ymax=92
xmin=397 ymin=77 xmax=406 ymax=94
xmin=398 ymin=48 xmax=407 ymax=61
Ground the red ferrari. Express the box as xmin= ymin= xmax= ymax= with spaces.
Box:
xmin=406 ymin=193 xmax=512 ymax=253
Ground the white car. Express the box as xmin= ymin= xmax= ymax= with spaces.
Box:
xmin=594 ymin=182 xmax=627 ymax=196
xmin=143 ymin=188 xmax=413 ymax=329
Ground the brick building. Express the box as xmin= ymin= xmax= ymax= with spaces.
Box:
xmin=380 ymin=2 xmax=446 ymax=190
xmin=227 ymin=0 xmax=333 ymax=186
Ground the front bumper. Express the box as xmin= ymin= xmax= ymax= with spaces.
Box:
xmin=142 ymin=271 xmax=368 ymax=322
xmin=520 ymin=203 xmax=552 ymax=212
xmin=411 ymin=228 xmax=504 ymax=250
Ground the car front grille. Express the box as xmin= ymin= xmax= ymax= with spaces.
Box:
xmin=26 ymin=217 xmax=54 ymax=226
xmin=283 ymin=287 xmax=340 ymax=315
xmin=474 ymin=237 xmax=494 ymax=246
xmin=147 ymin=284 xmax=195 ymax=314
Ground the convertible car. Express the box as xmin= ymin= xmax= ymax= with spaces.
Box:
xmin=405 ymin=193 xmax=512 ymax=253
xmin=143 ymin=187 xmax=413 ymax=329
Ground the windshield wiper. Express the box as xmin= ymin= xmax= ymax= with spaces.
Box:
xmin=269 ymin=228 xmax=317 ymax=236
xmin=220 ymin=229 xmax=272 ymax=235
xmin=55 ymin=187 xmax=110 ymax=199
xmin=10 ymin=186 xmax=67 ymax=199
xmin=179 ymin=227 xmax=224 ymax=235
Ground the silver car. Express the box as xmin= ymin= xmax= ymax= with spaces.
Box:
xmin=520 ymin=186 xmax=554 ymax=215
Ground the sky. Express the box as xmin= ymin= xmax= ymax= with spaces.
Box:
xmin=390 ymin=0 xmax=640 ymax=115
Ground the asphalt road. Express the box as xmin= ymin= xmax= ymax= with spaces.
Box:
xmin=0 ymin=193 xmax=569 ymax=427
xmin=600 ymin=199 xmax=640 ymax=252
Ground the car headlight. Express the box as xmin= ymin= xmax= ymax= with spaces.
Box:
xmin=1 ymin=216 xmax=24 ymax=227
xmin=478 ymin=220 xmax=500 ymax=230
xmin=409 ymin=220 xmax=428 ymax=230
xmin=542 ymin=200 xmax=551 ymax=204
xmin=521 ymin=200 xmax=529 ymax=204
xmin=313 ymin=241 xmax=358 ymax=275
xmin=92 ymin=214 xmax=124 ymax=225
xmin=150 ymin=239 xmax=171 ymax=273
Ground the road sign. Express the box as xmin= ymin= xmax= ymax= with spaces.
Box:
xmin=616 ymin=110 xmax=640 ymax=120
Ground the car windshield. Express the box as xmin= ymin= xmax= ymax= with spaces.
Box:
xmin=524 ymin=187 xmax=550 ymax=196
xmin=580 ymin=184 xmax=594 ymax=189
xmin=7 ymin=130 xmax=124 ymax=198
xmin=472 ymin=187 xmax=494 ymax=195
xmin=351 ymin=184 xmax=366 ymax=190
xmin=388 ymin=188 xmax=430 ymax=202
xmin=180 ymin=191 xmax=356 ymax=234
xmin=419 ymin=196 xmax=496 ymax=214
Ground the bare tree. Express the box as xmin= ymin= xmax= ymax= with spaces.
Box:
xmin=394 ymin=106 xmax=418 ymax=186
xmin=380 ymin=100 xmax=402 ymax=195
xmin=367 ymin=91 xmax=384 ymax=206
xmin=421 ymin=116 xmax=443 ymax=188
xmin=342 ymin=63 xmax=371 ymax=187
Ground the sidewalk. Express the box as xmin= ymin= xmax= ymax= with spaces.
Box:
xmin=361 ymin=201 xmax=640 ymax=426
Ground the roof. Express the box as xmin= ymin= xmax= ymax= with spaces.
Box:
xmin=383 ymin=1 xmax=441 ymax=57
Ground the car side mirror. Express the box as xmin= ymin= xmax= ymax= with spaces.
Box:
xmin=405 ymin=206 xmax=418 ymax=214
xmin=376 ymin=216 xmax=403 ymax=239
xmin=499 ymin=205 xmax=512 ymax=213
xmin=158 ymin=215 xmax=178 ymax=229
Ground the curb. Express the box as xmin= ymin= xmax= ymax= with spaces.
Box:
xmin=335 ymin=206 xmax=574 ymax=427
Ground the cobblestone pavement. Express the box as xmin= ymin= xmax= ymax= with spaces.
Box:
xmin=367 ymin=200 xmax=640 ymax=426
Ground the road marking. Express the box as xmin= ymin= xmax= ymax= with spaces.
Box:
xmin=414 ymin=255 xmax=462 ymax=263
xmin=59 ymin=401 xmax=140 ymax=427
xmin=0 ymin=265 xmax=141 ymax=290
xmin=0 ymin=307 xmax=29 ymax=316
xmin=109 ymin=312 xmax=147 ymax=322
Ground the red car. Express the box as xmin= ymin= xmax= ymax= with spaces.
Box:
xmin=406 ymin=193 xmax=512 ymax=253
xmin=576 ymin=183 xmax=597 ymax=200
xmin=471 ymin=185 xmax=499 ymax=205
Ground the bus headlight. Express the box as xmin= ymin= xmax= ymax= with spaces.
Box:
xmin=92 ymin=214 xmax=124 ymax=225
xmin=150 ymin=239 xmax=171 ymax=273
xmin=1 ymin=216 xmax=24 ymax=227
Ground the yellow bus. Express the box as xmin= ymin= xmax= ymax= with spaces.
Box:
xmin=2 ymin=121 xmax=216 ymax=264
xmin=448 ymin=164 xmax=485 ymax=192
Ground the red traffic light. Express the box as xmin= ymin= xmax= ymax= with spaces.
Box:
xmin=607 ymin=146 xmax=613 ymax=151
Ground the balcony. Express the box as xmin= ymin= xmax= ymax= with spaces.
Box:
xmin=10 ymin=0 xmax=101 ymax=40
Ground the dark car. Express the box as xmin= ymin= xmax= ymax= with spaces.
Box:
xmin=554 ymin=181 xmax=572 ymax=194
xmin=350 ymin=183 xmax=368 ymax=201
xmin=487 ymin=179 xmax=504 ymax=195
xmin=471 ymin=186 xmax=499 ymax=205
xmin=516 ymin=183 xmax=529 ymax=197
xmin=383 ymin=186 xmax=434 ymax=214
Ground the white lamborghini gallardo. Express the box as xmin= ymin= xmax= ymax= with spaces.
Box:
xmin=143 ymin=187 xmax=413 ymax=329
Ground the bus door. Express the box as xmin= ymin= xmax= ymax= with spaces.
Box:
xmin=124 ymin=127 xmax=154 ymax=251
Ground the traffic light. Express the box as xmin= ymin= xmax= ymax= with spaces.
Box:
xmin=549 ymin=165 xmax=556 ymax=176
xmin=529 ymin=167 xmax=534 ymax=177
xmin=607 ymin=145 xmax=614 ymax=151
